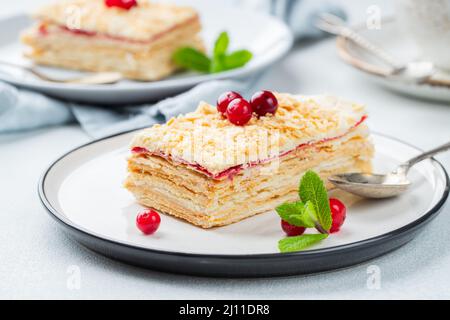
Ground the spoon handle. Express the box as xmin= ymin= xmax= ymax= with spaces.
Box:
xmin=315 ymin=14 xmax=402 ymax=69
xmin=399 ymin=141 xmax=450 ymax=173
xmin=340 ymin=28 xmax=401 ymax=69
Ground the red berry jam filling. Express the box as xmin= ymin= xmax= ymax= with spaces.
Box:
xmin=131 ymin=146 xmax=148 ymax=154
xmin=38 ymin=24 xmax=48 ymax=35
xmin=105 ymin=0 xmax=137 ymax=10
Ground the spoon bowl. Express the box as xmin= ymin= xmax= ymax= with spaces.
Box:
xmin=328 ymin=141 xmax=450 ymax=198
xmin=329 ymin=173 xmax=411 ymax=198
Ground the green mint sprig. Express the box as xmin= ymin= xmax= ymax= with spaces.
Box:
xmin=173 ymin=31 xmax=253 ymax=74
xmin=276 ymin=201 xmax=317 ymax=228
xmin=276 ymin=170 xmax=333 ymax=252
xmin=279 ymin=234 xmax=329 ymax=253
xmin=299 ymin=171 xmax=332 ymax=233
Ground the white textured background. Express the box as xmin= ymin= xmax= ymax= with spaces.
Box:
xmin=1 ymin=0 xmax=450 ymax=299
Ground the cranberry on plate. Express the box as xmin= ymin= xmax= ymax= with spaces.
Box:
xmin=329 ymin=198 xmax=346 ymax=233
xmin=281 ymin=220 xmax=306 ymax=237
xmin=250 ymin=90 xmax=278 ymax=117
xmin=136 ymin=209 xmax=161 ymax=235
xmin=225 ymin=98 xmax=253 ymax=126
xmin=105 ymin=0 xmax=138 ymax=10
xmin=217 ymin=91 xmax=243 ymax=115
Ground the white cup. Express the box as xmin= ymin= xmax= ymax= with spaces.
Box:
xmin=396 ymin=0 xmax=450 ymax=70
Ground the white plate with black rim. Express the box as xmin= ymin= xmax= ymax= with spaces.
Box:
xmin=38 ymin=130 xmax=449 ymax=277
xmin=0 ymin=0 xmax=293 ymax=105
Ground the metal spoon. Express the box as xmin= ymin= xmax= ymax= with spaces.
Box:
xmin=315 ymin=13 xmax=435 ymax=84
xmin=0 ymin=60 xmax=123 ymax=85
xmin=328 ymin=141 xmax=450 ymax=198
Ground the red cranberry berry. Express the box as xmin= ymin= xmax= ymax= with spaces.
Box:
xmin=136 ymin=209 xmax=161 ymax=235
xmin=225 ymin=98 xmax=253 ymax=126
xmin=281 ymin=220 xmax=306 ymax=237
xmin=250 ymin=90 xmax=278 ymax=117
xmin=329 ymin=198 xmax=347 ymax=233
xmin=217 ymin=91 xmax=243 ymax=115
xmin=105 ymin=0 xmax=137 ymax=10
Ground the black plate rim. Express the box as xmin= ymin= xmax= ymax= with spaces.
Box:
xmin=38 ymin=129 xmax=450 ymax=261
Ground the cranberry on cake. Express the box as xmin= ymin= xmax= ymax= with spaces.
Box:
xmin=21 ymin=0 xmax=204 ymax=81
xmin=124 ymin=93 xmax=374 ymax=228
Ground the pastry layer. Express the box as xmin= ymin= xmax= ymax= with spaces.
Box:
xmin=32 ymin=0 xmax=199 ymax=41
xmin=125 ymin=126 xmax=374 ymax=228
xmin=21 ymin=0 xmax=204 ymax=80
xmin=21 ymin=21 xmax=203 ymax=80
xmin=131 ymin=94 xmax=368 ymax=174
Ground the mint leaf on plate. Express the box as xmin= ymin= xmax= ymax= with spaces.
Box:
xmin=299 ymin=170 xmax=332 ymax=232
xmin=223 ymin=50 xmax=253 ymax=69
xmin=278 ymin=234 xmax=329 ymax=253
xmin=275 ymin=200 xmax=317 ymax=228
xmin=276 ymin=170 xmax=335 ymax=253
xmin=210 ymin=31 xmax=229 ymax=73
xmin=213 ymin=31 xmax=229 ymax=58
xmin=302 ymin=201 xmax=319 ymax=227
xmin=211 ymin=49 xmax=252 ymax=73
xmin=173 ymin=31 xmax=252 ymax=74
xmin=173 ymin=47 xmax=211 ymax=73
xmin=210 ymin=55 xmax=226 ymax=73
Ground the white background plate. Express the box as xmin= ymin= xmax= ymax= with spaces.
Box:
xmin=0 ymin=0 xmax=293 ymax=104
xmin=41 ymin=132 xmax=448 ymax=257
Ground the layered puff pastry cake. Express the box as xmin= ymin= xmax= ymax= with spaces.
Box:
xmin=21 ymin=0 xmax=204 ymax=81
xmin=125 ymin=93 xmax=374 ymax=228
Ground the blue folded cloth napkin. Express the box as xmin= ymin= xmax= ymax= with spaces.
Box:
xmin=0 ymin=0 xmax=345 ymax=138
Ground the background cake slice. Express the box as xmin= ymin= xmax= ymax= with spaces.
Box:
xmin=21 ymin=0 xmax=204 ymax=81
xmin=125 ymin=93 xmax=374 ymax=228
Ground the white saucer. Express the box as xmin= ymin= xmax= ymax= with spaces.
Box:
xmin=337 ymin=18 xmax=450 ymax=102
xmin=0 ymin=1 xmax=293 ymax=104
